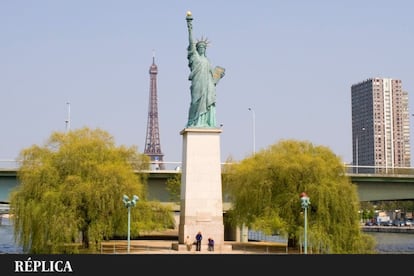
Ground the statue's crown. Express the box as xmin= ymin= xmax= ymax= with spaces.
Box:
xmin=196 ymin=36 xmax=210 ymax=48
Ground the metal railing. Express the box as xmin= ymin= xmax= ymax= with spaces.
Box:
xmin=3 ymin=159 xmax=414 ymax=176
xmin=344 ymin=165 xmax=414 ymax=176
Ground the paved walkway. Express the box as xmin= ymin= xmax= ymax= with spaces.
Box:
xmin=100 ymin=240 xmax=294 ymax=254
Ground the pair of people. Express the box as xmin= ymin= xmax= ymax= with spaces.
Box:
xmin=188 ymin=231 xmax=214 ymax=252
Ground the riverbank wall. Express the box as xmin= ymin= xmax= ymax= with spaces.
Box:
xmin=362 ymin=226 xmax=414 ymax=233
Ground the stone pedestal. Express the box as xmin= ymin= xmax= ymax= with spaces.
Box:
xmin=176 ymin=128 xmax=228 ymax=251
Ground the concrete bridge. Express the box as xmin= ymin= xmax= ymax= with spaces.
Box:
xmin=2 ymin=162 xmax=414 ymax=205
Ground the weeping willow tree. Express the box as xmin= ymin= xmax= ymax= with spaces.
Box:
xmin=166 ymin=172 xmax=181 ymax=203
xmin=222 ymin=139 xmax=376 ymax=254
xmin=9 ymin=127 xmax=175 ymax=254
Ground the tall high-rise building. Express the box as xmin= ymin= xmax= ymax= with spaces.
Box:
xmin=351 ymin=77 xmax=410 ymax=172
xmin=144 ymin=55 xmax=164 ymax=170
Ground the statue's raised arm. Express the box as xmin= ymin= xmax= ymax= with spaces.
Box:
xmin=186 ymin=11 xmax=194 ymax=46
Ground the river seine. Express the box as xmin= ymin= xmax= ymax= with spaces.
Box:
xmin=366 ymin=231 xmax=414 ymax=254
xmin=0 ymin=216 xmax=22 ymax=253
xmin=1 ymin=216 xmax=414 ymax=254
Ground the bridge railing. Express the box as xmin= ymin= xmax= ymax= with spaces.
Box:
xmin=0 ymin=159 xmax=184 ymax=172
xmin=0 ymin=159 xmax=20 ymax=170
xmin=3 ymin=159 xmax=414 ymax=176
xmin=345 ymin=165 xmax=414 ymax=176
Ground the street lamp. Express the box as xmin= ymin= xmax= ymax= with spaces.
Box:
xmin=248 ymin=107 xmax=256 ymax=154
xmin=65 ymin=102 xmax=71 ymax=132
xmin=395 ymin=209 xmax=400 ymax=223
xmin=355 ymin=127 xmax=365 ymax=174
xmin=300 ymin=192 xmax=310 ymax=254
xmin=123 ymin=194 xmax=139 ymax=253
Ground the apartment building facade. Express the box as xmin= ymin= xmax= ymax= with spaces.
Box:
xmin=351 ymin=77 xmax=411 ymax=172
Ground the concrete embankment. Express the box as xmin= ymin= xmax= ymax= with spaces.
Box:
xmin=362 ymin=226 xmax=414 ymax=233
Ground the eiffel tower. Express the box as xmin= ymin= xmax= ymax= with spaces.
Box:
xmin=144 ymin=54 xmax=164 ymax=170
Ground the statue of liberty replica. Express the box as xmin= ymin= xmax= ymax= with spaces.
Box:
xmin=185 ymin=11 xmax=225 ymax=128
xmin=175 ymin=11 xmax=230 ymax=252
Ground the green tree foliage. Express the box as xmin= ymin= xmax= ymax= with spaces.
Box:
xmin=166 ymin=172 xmax=181 ymax=203
xmin=222 ymin=139 xmax=376 ymax=254
xmin=9 ymin=127 xmax=174 ymax=253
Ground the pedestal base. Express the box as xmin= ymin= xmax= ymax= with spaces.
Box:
xmin=178 ymin=128 xmax=225 ymax=248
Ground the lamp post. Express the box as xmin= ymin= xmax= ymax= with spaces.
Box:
xmin=300 ymin=192 xmax=310 ymax=254
xmin=355 ymin=127 xmax=365 ymax=174
xmin=248 ymin=107 xmax=256 ymax=154
xmin=65 ymin=102 xmax=71 ymax=132
xmin=123 ymin=194 xmax=139 ymax=253
xmin=395 ymin=209 xmax=400 ymax=224
xmin=355 ymin=135 xmax=359 ymax=174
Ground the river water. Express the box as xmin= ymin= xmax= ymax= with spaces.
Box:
xmin=1 ymin=216 xmax=414 ymax=254
xmin=366 ymin=231 xmax=414 ymax=254
xmin=0 ymin=216 xmax=23 ymax=253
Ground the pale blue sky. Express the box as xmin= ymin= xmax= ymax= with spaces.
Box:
xmin=1 ymin=0 xmax=414 ymax=165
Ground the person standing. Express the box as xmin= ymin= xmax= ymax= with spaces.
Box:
xmin=185 ymin=11 xmax=225 ymax=128
xmin=195 ymin=231 xmax=202 ymax=251
xmin=185 ymin=235 xmax=193 ymax=251
xmin=208 ymin=237 xmax=214 ymax=251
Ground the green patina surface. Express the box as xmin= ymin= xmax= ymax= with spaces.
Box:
xmin=185 ymin=11 xmax=225 ymax=128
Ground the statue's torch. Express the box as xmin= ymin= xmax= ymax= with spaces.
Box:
xmin=186 ymin=10 xmax=193 ymax=21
